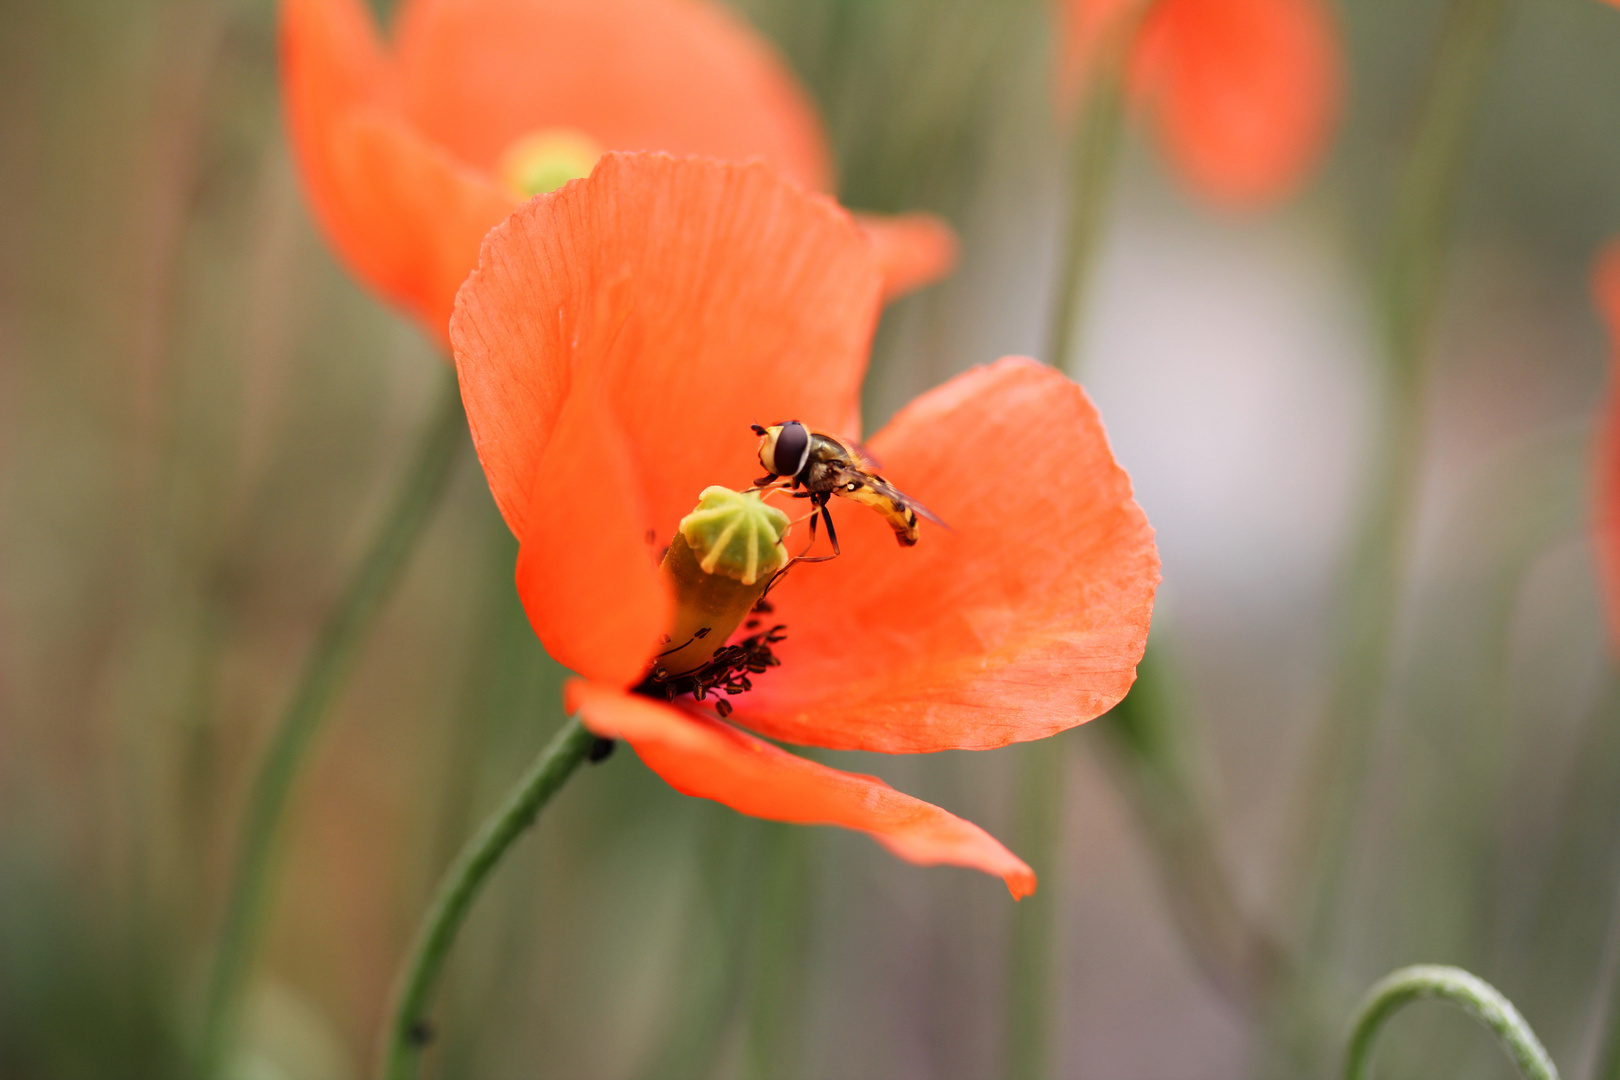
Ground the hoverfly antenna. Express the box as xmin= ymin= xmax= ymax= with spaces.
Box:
xmin=750 ymin=424 xmax=768 ymax=436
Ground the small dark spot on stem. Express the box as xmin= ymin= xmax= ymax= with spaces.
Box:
xmin=408 ymin=1019 xmax=435 ymax=1047
xmin=588 ymin=738 xmax=617 ymax=763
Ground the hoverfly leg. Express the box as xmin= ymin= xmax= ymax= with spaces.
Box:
xmin=785 ymin=494 xmax=838 ymax=564
xmin=820 ymin=502 xmax=841 ymax=557
xmin=800 ymin=502 xmax=819 ymax=556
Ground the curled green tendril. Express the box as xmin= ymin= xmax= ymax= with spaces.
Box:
xmin=1342 ymin=964 xmax=1559 ymax=1080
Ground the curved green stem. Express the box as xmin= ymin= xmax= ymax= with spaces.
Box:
xmin=1342 ymin=965 xmax=1559 ymax=1080
xmin=378 ymin=717 xmax=596 ymax=1080
xmin=198 ymin=369 xmax=467 ymax=1077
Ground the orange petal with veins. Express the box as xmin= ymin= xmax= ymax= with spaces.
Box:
xmin=513 ymin=378 xmax=672 ymax=688
xmin=567 ymin=681 xmax=1037 ymax=898
xmin=732 ymin=357 xmax=1159 ymax=753
xmin=452 ymin=153 xmax=880 ymax=545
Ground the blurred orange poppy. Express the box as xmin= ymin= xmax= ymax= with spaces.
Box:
xmin=451 ymin=152 xmax=1160 ymax=897
xmin=1058 ymin=0 xmax=1342 ymax=209
xmin=1592 ymin=242 xmax=1620 ymax=648
xmin=281 ymin=0 xmax=957 ymax=348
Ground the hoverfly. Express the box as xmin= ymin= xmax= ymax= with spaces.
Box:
xmin=750 ymin=421 xmax=944 ymax=556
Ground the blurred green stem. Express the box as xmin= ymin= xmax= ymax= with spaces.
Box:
xmin=1342 ymin=965 xmax=1558 ymax=1080
xmin=378 ymin=716 xmax=595 ymax=1080
xmin=198 ymin=369 xmax=466 ymax=1077
xmin=1597 ymin=895 xmax=1620 ymax=1080
xmin=747 ymin=823 xmax=816 ymax=1080
xmin=1101 ymin=647 xmax=1285 ymax=1005
xmin=1005 ymin=13 xmax=1142 ymax=1077
xmin=1044 ymin=4 xmax=1140 ymax=375
xmin=1290 ymin=0 xmax=1512 ymax=961
xmin=1006 ymin=737 xmax=1065 ymax=1080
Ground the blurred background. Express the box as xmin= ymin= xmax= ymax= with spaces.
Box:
xmin=5 ymin=0 xmax=1620 ymax=1077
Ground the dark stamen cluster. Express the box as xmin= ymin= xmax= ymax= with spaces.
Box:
xmin=634 ymin=599 xmax=786 ymax=719
xmin=636 ymin=625 xmax=786 ymax=718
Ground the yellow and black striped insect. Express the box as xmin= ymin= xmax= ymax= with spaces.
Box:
xmin=750 ymin=421 xmax=944 ymax=556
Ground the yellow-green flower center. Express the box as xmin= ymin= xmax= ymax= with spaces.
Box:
xmin=646 ymin=487 xmax=791 ymax=685
xmin=679 ymin=485 xmax=791 ymax=586
xmin=496 ymin=128 xmax=604 ymax=197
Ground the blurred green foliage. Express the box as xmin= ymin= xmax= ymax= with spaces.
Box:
xmin=4 ymin=0 xmax=1620 ymax=1077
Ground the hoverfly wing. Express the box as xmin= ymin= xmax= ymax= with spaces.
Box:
xmin=864 ymin=473 xmax=950 ymax=532
xmin=905 ymin=495 xmax=950 ymax=530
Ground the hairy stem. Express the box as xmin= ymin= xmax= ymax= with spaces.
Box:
xmin=1342 ymin=965 xmax=1558 ymax=1080
xmin=378 ymin=717 xmax=596 ymax=1080
xmin=198 ymin=369 xmax=466 ymax=1076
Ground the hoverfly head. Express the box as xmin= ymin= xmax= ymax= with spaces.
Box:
xmin=756 ymin=420 xmax=810 ymax=478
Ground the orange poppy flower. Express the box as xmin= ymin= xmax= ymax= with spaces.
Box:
xmin=1058 ymin=0 xmax=1342 ymax=209
xmin=451 ymin=152 xmax=1159 ymax=897
xmin=1592 ymin=241 xmax=1620 ymax=648
xmin=280 ymin=0 xmax=957 ymax=348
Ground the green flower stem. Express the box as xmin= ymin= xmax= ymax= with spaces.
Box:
xmin=1342 ymin=965 xmax=1559 ymax=1080
xmin=1043 ymin=4 xmax=1140 ymax=376
xmin=198 ymin=368 xmax=467 ymax=1077
xmin=378 ymin=717 xmax=596 ymax=1080
xmin=1007 ymin=9 xmax=1173 ymax=1073
xmin=746 ymin=823 xmax=815 ymax=1080
xmin=1005 ymin=736 xmax=1065 ymax=1080
xmin=1597 ymin=927 xmax=1620 ymax=1080
xmin=1102 ymin=647 xmax=1286 ymax=1006
xmin=1291 ymin=0 xmax=1512 ymax=960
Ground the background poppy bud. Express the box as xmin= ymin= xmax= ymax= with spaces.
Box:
xmin=653 ymin=486 xmax=790 ymax=678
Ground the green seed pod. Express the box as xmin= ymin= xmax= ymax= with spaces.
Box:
xmin=651 ymin=487 xmax=790 ymax=680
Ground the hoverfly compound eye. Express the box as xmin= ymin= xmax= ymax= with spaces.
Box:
xmin=773 ymin=421 xmax=811 ymax=478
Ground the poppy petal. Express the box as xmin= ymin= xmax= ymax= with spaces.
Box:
xmin=567 ymin=681 xmax=1037 ymax=898
xmin=332 ymin=110 xmax=518 ymax=343
xmin=281 ymin=0 xmax=516 ymax=344
xmin=451 ymin=152 xmax=880 ymax=545
xmin=281 ymin=0 xmax=389 ymax=131
xmin=732 ymin=357 xmax=1159 ymax=753
xmin=854 ymin=212 xmax=961 ymax=302
xmin=513 ymin=379 xmax=673 ymax=688
xmin=392 ymin=0 xmax=830 ymax=191
xmin=1592 ymin=240 xmax=1620 ymax=650
xmin=1132 ymin=0 xmax=1341 ymax=208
